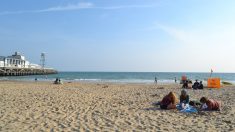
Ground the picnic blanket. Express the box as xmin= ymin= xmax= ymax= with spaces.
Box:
xmin=177 ymin=104 xmax=198 ymax=113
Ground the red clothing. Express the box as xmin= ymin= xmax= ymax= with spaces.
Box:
xmin=206 ymin=99 xmax=220 ymax=110
xmin=161 ymin=96 xmax=172 ymax=106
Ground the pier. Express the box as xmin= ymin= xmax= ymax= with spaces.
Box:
xmin=0 ymin=67 xmax=57 ymax=76
xmin=0 ymin=52 xmax=58 ymax=76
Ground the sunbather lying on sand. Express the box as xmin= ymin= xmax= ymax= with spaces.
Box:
xmin=200 ymin=97 xmax=221 ymax=111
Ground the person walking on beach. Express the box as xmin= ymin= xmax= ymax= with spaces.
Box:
xmin=174 ymin=77 xmax=177 ymax=83
xmin=155 ymin=77 xmax=157 ymax=84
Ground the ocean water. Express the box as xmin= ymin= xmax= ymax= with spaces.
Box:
xmin=1 ymin=72 xmax=235 ymax=84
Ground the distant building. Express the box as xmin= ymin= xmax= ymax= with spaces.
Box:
xmin=0 ymin=52 xmax=42 ymax=69
xmin=0 ymin=56 xmax=5 ymax=67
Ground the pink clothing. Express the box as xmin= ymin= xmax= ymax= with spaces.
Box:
xmin=206 ymin=99 xmax=220 ymax=110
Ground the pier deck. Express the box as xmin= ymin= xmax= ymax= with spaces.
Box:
xmin=0 ymin=67 xmax=57 ymax=76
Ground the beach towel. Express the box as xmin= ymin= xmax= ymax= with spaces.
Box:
xmin=177 ymin=104 xmax=198 ymax=113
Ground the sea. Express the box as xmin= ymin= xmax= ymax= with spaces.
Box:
xmin=1 ymin=72 xmax=235 ymax=84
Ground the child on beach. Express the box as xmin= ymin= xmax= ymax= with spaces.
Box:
xmin=180 ymin=89 xmax=189 ymax=109
xmin=160 ymin=92 xmax=178 ymax=109
xmin=200 ymin=97 xmax=221 ymax=111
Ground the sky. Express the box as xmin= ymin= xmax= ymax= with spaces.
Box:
xmin=0 ymin=0 xmax=235 ymax=72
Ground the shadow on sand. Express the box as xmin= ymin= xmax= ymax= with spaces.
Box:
xmin=144 ymin=107 xmax=163 ymax=111
xmin=143 ymin=103 xmax=166 ymax=111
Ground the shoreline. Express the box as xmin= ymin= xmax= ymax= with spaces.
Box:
xmin=0 ymin=79 xmax=234 ymax=86
xmin=0 ymin=80 xmax=178 ymax=86
xmin=1 ymin=72 xmax=235 ymax=85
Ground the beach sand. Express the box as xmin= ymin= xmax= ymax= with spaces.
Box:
xmin=0 ymin=81 xmax=234 ymax=131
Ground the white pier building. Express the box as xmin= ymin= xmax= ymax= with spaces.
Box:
xmin=0 ymin=52 xmax=41 ymax=69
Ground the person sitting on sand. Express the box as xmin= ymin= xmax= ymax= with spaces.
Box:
xmin=160 ymin=92 xmax=178 ymax=109
xmin=54 ymin=78 xmax=59 ymax=84
xmin=198 ymin=81 xmax=204 ymax=89
xmin=182 ymin=80 xmax=189 ymax=88
xmin=180 ymin=89 xmax=189 ymax=109
xmin=200 ymin=97 xmax=221 ymax=111
xmin=54 ymin=78 xmax=63 ymax=84
xmin=192 ymin=80 xmax=199 ymax=90
xmin=58 ymin=79 xmax=63 ymax=84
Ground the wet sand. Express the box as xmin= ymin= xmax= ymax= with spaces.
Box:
xmin=0 ymin=81 xmax=234 ymax=131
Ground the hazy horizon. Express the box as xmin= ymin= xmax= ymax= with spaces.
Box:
xmin=1 ymin=0 xmax=235 ymax=72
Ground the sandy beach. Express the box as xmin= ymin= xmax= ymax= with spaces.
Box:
xmin=0 ymin=81 xmax=234 ymax=131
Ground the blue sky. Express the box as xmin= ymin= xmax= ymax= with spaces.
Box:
xmin=0 ymin=0 xmax=235 ymax=72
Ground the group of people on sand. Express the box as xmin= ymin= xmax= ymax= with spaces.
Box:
xmin=192 ymin=80 xmax=204 ymax=90
xmin=156 ymin=90 xmax=221 ymax=111
xmin=182 ymin=79 xmax=204 ymax=89
xmin=54 ymin=78 xmax=63 ymax=84
xmin=35 ymin=77 xmax=63 ymax=84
